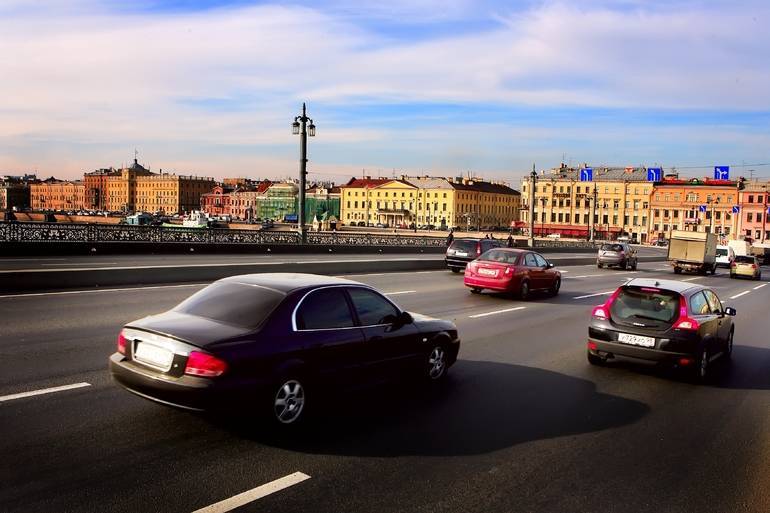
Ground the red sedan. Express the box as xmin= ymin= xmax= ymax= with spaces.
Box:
xmin=463 ymin=248 xmax=561 ymax=299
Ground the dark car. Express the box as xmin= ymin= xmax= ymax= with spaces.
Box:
xmin=463 ymin=248 xmax=561 ymax=299
xmin=597 ymin=243 xmax=637 ymax=270
xmin=587 ymin=278 xmax=736 ymax=380
xmin=445 ymin=238 xmax=502 ymax=273
xmin=109 ymin=274 xmax=461 ymax=425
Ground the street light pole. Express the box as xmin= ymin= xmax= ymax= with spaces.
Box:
xmin=528 ymin=164 xmax=536 ymax=247
xmin=292 ymin=103 xmax=316 ymax=243
xmin=590 ymin=184 xmax=597 ymax=243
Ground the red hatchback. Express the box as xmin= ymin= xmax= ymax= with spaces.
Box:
xmin=464 ymin=248 xmax=561 ymax=299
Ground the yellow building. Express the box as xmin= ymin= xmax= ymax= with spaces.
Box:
xmin=340 ymin=175 xmax=520 ymax=229
xmin=105 ymin=159 xmax=214 ymax=214
xmin=520 ymin=165 xmax=653 ymax=242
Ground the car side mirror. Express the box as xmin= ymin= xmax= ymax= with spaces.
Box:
xmin=724 ymin=307 xmax=737 ymax=316
xmin=388 ymin=311 xmax=413 ymax=327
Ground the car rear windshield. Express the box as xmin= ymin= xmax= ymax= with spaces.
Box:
xmin=601 ymin=244 xmax=623 ymax=252
xmin=450 ymin=240 xmax=478 ymax=253
xmin=609 ymin=286 xmax=680 ymax=327
xmin=716 ymin=248 xmax=728 ymax=256
xmin=173 ymin=281 xmax=286 ymax=328
xmin=479 ymin=249 xmax=519 ymax=264
xmin=734 ymin=255 xmax=755 ymax=263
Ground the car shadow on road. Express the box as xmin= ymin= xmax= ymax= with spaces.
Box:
xmin=212 ymin=360 xmax=649 ymax=457
xmin=586 ymin=344 xmax=770 ymax=391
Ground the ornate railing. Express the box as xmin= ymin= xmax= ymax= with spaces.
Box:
xmin=0 ymin=222 xmax=447 ymax=247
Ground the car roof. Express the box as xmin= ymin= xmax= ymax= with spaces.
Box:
xmin=623 ymin=277 xmax=701 ymax=294
xmin=220 ymin=273 xmax=364 ymax=293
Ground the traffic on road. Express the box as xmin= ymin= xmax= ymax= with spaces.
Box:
xmin=1 ymin=255 xmax=769 ymax=513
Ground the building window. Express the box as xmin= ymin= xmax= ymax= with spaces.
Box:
xmin=749 ymin=195 xmax=754 ymax=203
xmin=747 ymin=213 xmax=754 ymax=222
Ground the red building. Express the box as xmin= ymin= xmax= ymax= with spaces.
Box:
xmin=83 ymin=168 xmax=120 ymax=210
xmin=738 ymin=181 xmax=770 ymax=242
xmin=200 ymin=185 xmax=234 ymax=216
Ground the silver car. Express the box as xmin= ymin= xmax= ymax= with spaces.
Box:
xmin=597 ymin=243 xmax=637 ymax=270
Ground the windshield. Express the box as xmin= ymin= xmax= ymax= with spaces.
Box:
xmin=601 ymin=244 xmax=623 ymax=252
xmin=173 ymin=281 xmax=285 ymax=328
xmin=479 ymin=249 xmax=519 ymax=264
xmin=609 ymin=286 xmax=680 ymax=327
xmin=716 ymin=248 xmax=728 ymax=256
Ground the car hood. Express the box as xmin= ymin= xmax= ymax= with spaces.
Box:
xmin=408 ymin=311 xmax=457 ymax=332
xmin=126 ymin=310 xmax=252 ymax=348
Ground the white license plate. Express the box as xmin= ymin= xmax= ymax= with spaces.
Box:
xmin=478 ymin=268 xmax=498 ymax=277
xmin=134 ymin=342 xmax=174 ymax=370
xmin=617 ymin=333 xmax=655 ymax=348
xmin=455 ymin=251 xmax=468 ymax=257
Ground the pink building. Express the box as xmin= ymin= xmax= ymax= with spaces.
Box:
xmin=738 ymin=182 xmax=770 ymax=242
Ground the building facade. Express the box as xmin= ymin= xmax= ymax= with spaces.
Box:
xmin=304 ymin=185 xmax=341 ymax=224
xmin=229 ymin=180 xmax=273 ymax=221
xmin=737 ymin=181 xmax=770 ymax=242
xmin=83 ymin=168 xmax=121 ymax=210
xmin=30 ymin=178 xmax=86 ymax=211
xmin=200 ymin=185 xmax=234 ymax=217
xmin=340 ymin=176 xmax=520 ymax=229
xmin=649 ymin=179 xmax=739 ymax=241
xmin=521 ymin=165 xmax=653 ymax=242
xmin=0 ymin=177 xmax=32 ymax=211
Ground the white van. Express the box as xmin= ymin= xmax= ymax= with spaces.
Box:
xmin=716 ymin=245 xmax=735 ymax=267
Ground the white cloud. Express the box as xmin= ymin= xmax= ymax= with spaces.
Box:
xmin=0 ymin=0 xmax=768 ymax=179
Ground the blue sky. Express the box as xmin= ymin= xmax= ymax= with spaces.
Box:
xmin=1 ymin=0 xmax=769 ymax=184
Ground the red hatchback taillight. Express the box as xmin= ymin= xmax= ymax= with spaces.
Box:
xmin=592 ymin=288 xmax=622 ymax=320
xmin=672 ymin=295 xmax=700 ymax=331
xmin=117 ymin=330 xmax=127 ymax=355
xmin=184 ymin=351 xmax=227 ymax=378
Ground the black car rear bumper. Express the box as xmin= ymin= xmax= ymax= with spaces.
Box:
xmin=588 ymin=338 xmax=691 ymax=364
xmin=109 ymin=353 xmax=238 ymax=411
xmin=445 ymin=256 xmax=473 ymax=270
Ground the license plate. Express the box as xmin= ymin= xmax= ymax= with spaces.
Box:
xmin=134 ymin=342 xmax=174 ymax=370
xmin=478 ymin=268 xmax=497 ymax=277
xmin=455 ymin=251 xmax=468 ymax=257
xmin=617 ymin=333 xmax=655 ymax=348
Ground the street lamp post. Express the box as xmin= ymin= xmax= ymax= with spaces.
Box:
xmin=589 ymin=184 xmax=598 ymax=243
xmin=539 ymin=197 xmax=547 ymax=238
xmin=527 ymin=164 xmax=537 ymax=247
xmin=292 ymin=103 xmax=316 ymax=243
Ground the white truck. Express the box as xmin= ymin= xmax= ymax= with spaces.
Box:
xmin=667 ymin=230 xmax=717 ymax=275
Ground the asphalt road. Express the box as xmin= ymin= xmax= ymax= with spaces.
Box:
xmin=0 ymin=245 xmax=665 ymax=271
xmin=1 ymin=260 xmax=768 ymax=513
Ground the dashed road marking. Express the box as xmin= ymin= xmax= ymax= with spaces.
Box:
xmin=730 ymin=291 xmax=751 ymax=299
xmin=573 ymin=291 xmax=615 ymax=299
xmin=468 ymin=306 xmax=527 ymax=318
xmin=0 ymin=382 xmax=91 ymax=403
xmin=753 ymin=283 xmax=767 ymax=290
xmin=384 ymin=290 xmax=417 ymax=296
xmin=681 ymin=277 xmax=702 ymax=281
xmin=191 ymin=472 xmax=311 ymax=513
xmin=0 ymin=283 xmax=207 ymax=299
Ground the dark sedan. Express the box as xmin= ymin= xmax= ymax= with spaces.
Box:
xmin=587 ymin=278 xmax=735 ymax=381
xmin=109 ymin=274 xmax=461 ymax=425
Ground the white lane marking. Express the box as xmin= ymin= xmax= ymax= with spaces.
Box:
xmin=572 ymin=274 xmax=602 ymax=278
xmin=573 ymin=291 xmax=614 ymax=299
xmin=191 ymin=472 xmax=311 ymax=513
xmin=653 ymin=268 xmax=670 ymax=271
xmin=468 ymin=306 xmax=526 ymax=319
xmin=753 ymin=283 xmax=767 ymax=290
xmin=0 ymin=283 xmax=208 ymax=299
xmin=0 ymin=258 xmax=68 ymax=262
xmin=0 ymin=382 xmax=91 ymax=402
xmin=384 ymin=290 xmax=417 ymax=296
xmin=559 ymin=270 xmax=570 ymax=273
xmin=681 ymin=277 xmax=702 ymax=281
xmin=730 ymin=291 xmax=751 ymax=299
xmin=40 ymin=262 xmax=119 ymax=266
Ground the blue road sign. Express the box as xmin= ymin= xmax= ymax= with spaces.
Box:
xmin=767 ymin=206 xmax=770 ymax=215
xmin=580 ymin=168 xmax=593 ymax=182
xmin=647 ymin=167 xmax=662 ymax=181
xmin=699 ymin=205 xmax=708 ymax=213
xmin=714 ymin=166 xmax=730 ymax=180
xmin=732 ymin=205 xmax=741 ymax=214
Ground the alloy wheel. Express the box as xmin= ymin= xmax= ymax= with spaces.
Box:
xmin=274 ymin=380 xmax=306 ymax=424
xmin=520 ymin=281 xmax=530 ymax=300
xmin=698 ymin=348 xmax=709 ymax=380
xmin=427 ymin=346 xmax=447 ymax=380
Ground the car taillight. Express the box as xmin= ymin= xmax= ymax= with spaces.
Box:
xmin=587 ymin=341 xmax=598 ymax=351
xmin=467 ymin=261 xmax=477 ymax=274
xmin=673 ymin=295 xmax=700 ymax=331
xmin=592 ymin=288 xmax=622 ymax=320
xmin=184 ymin=351 xmax=227 ymax=377
xmin=752 ymin=264 xmax=758 ymax=269
xmin=117 ymin=330 xmax=127 ymax=355
xmin=504 ymin=266 xmax=515 ymax=275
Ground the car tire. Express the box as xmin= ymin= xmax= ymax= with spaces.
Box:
xmin=693 ymin=347 xmax=710 ymax=382
xmin=450 ymin=268 xmax=461 ymax=274
xmin=597 ymin=263 xmax=603 ymax=269
xmin=755 ymin=273 xmax=762 ymax=281
xmin=270 ymin=377 xmax=308 ymax=426
xmin=729 ymin=274 xmax=735 ymax=279
xmin=550 ymin=278 xmax=561 ymax=296
xmin=674 ymin=267 xmax=682 ymax=274
xmin=587 ymin=351 xmax=604 ymax=365
xmin=424 ymin=344 xmax=449 ymax=382
xmin=519 ymin=280 xmax=530 ymax=300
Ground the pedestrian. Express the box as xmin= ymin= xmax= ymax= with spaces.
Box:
xmin=484 ymin=233 xmax=490 ymax=239
xmin=446 ymin=228 xmax=454 ymax=247
xmin=507 ymin=234 xmax=514 ymax=247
